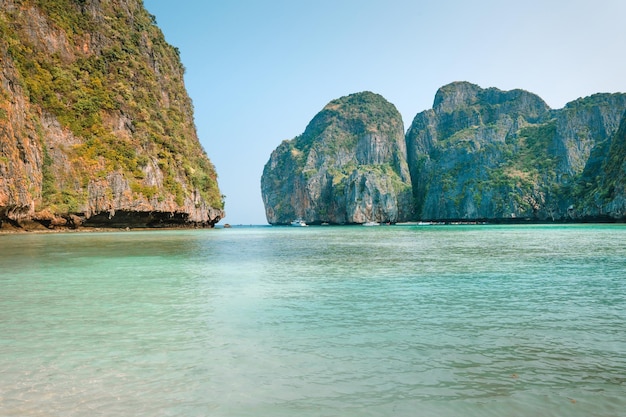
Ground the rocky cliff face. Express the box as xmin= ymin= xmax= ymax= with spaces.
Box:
xmin=261 ymin=92 xmax=412 ymax=224
xmin=0 ymin=0 xmax=223 ymax=229
xmin=406 ymin=82 xmax=553 ymax=220
xmin=263 ymin=82 xmax=626 ymax=224
xmin=574 ymin=111 xmax=626 ymax=219
xmin=406 ymin=82 xmax=626 ymax=221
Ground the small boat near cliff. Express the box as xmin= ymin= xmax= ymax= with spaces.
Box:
xmin=362 ymin=221 xmax=380 ymax=226
xmin=291 ymin=219 xmax=307 ymax=227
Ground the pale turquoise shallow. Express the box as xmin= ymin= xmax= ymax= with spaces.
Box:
xmin=1 ymin=224 xmax=625 ymax=416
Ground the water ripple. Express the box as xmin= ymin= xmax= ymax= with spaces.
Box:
xmin=1 ymin=225 xmax=625 ymax=416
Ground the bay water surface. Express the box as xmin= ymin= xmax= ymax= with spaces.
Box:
xmin=1 ymin=224 xmax=625 ymax=416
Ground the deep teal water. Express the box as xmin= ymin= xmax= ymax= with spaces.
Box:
xmin=1 ymin=224 xmax=625 ymax=416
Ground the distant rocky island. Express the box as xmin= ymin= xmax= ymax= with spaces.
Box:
xmin=262 ymin=82 xmax=626 ymax=225
xmin=0 ymin=0 xmax=223 ymax=231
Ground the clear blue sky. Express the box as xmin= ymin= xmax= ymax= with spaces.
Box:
xmin=143 ymin=0 xmax=626 ymax=225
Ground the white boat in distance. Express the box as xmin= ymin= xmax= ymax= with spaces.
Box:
xmin=291 ymin=219 xmax=307 ymax=227
xmin=362 ymin=221 xmax=380 ymax=226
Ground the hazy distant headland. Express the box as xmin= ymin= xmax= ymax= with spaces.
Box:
xmin=262 ymin=82 xmax=626 ymax=225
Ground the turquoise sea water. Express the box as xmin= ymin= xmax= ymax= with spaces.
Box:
xmin=1 ymin=224 xmax=625 ymax=416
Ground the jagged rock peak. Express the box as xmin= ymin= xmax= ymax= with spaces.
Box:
xmin=432 ymin=81 xmax=551 ymax=120
xmin=433 ymin=81 xmax=483 ymax=112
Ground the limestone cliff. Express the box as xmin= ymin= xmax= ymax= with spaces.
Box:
xmin=0 ymin=0 xmax=223 ymax=229
xmin=574 ymin=111 xmax=626 ymax=219
xmin=261 ymin=92 xmax=412 ymax=224
xmin=406 ymin=82 xmax=626 ymax=221
xmin=263 ymin=82 xmax=626 ymax=225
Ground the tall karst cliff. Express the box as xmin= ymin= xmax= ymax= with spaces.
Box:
xmin=263 ymin=82 xmax=626 ymax=224
xmin=574 ymin=110 xmax=626 ymax=219
xmin=0 ymin=0 xmax=223 ymax=229
xmin=261 ymin=92 xmax=412 ymax=224
xmin=406 ymin=82 xmax=626 ymax=221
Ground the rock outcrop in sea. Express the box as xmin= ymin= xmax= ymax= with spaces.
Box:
xmin=261 ymin=92 xmax=412 ymax=224
xmin=0 ymin=0 xmax=224 ymax=230
xmin=262 ymin=82 xmax=626 ymax=223
xmin=407 ymin=82 xmax=626 ymax=221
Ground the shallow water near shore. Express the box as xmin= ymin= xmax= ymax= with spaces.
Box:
xmin=1 ymin=224 xmax=625 ymax=416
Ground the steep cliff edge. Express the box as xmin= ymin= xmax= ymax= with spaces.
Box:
xmin=575 ymin=111 xmax=626 ymax=219
xmin=0 ymin=0 xmax=223 ymax=230
xmin=261 ymin=92 xmax=412 ymax=224
xmin=406 ymin=82 xmax=626 ymax=221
